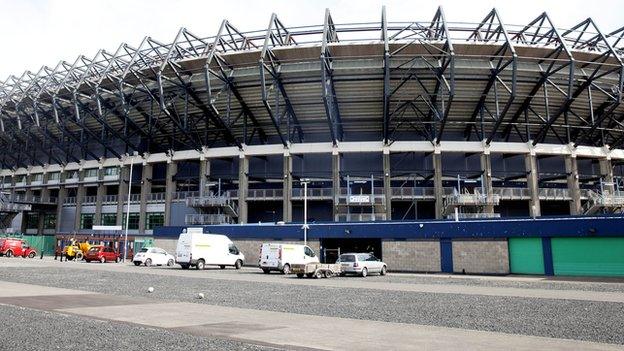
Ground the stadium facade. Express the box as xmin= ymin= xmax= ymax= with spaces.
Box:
xmin=1 ymin=7 xmax=624 ymax=276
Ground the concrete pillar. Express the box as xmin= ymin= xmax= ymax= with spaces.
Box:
xmin=94 ymin=168 xmax=105 ymax=226
xmin=332 ymin=151 xmax=340 ymax=221
xmin=55 ymin=172 xmax=66 ymax=233
xmin=199 ymin=159 xmax=211 ymax=197
xmin=524 ymin=154 xmax=541 ymax=217
xmin=599 ymin=158 xmax=615 ymax=195
xmin=282 ymin=154 xmax=292 ymax=222
xmin=25 ymin=173 xmax=33 ymax=201
xmin=565 ymin=155 xmax=581 ymax=215
xmin=74 ymin=170 xmax=85 ymax=231
xmin=238 ymin=156 xmax=249 ymax=224
xmin=116 ymin=166 xmax=129 ymax=226
xmin=383 ymin=151 xmax=392 ymax=220
xmin=164 ymin=162 xmax=177 ymax=226
xmin=36 ymin=211 xmax=45 ymax=235
xmin=433 ymin=152 xmax=444 ymax=219
xmin=41 ymin=173 xmax=50 ymax=203
xmin=480 ymin=153 xmax=494 ymax=214
xmin=138 ymin=163 xmax=153 ymax=234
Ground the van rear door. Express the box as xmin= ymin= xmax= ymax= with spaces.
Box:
xmin=176 ymin=234 xmax=192 ymax=263
xmin=260 ymin=244 xmax=281 ymax=268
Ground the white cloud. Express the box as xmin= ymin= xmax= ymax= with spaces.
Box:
xmin=0 ymin=0 xmax=622 ymax=79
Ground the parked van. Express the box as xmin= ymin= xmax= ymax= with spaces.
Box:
xmin=259 ymin=243 xmax=319 ymax=274
xmin=175 ymin=229 xmax=245 ymax=270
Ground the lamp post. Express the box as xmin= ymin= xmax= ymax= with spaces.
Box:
xmin=123 ymin=153 xmax=137 ymax=263
xmin=301 ymin=179 xmax=310 ymax=245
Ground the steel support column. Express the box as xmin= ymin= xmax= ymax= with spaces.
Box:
xmin=74 ymin=170 xmax=85 ymax=231
xmin=93 ymin=168 xmax=105 ymax=226
xmin=116 ymin=166 xmax=129 ymax=227
xmin=332 ymin=150 xmax=340 ymax=221
xmin=199 ymin=159 xmax=210 ymax=197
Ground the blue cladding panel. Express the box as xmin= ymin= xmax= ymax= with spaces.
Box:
xmin=154 ymin=215 xmax=624 ymax=240
xmin=542 ymin=237 xmax=554 ymax=276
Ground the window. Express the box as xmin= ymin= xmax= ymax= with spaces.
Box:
xmin=357 ymin=254 xmax=370 ymax=262
xmin=367 ymin=255 xmax=378 ymax=262
xmin=68 ymin=171 xmax=79 ymax=179
xmin=104 ymin=167 xmax=119 ymax=177
xmin=2 ymin=176 xmax=10 ymax=184
xmin=304 ymin=246 xmax=316 ymax=257
xmin=139 ymin=248 xmax=149 ymax=253
xmin=228 ymin=244 xmax=239 ymax=255
xmin=32 ymin=174 xmax=43 ymax=182
xmin=80 ymin=214 xmax=94 ymax=229
xmin=26 ymin=213 xmax=39 ymax=229
xmin=122 ymin=213 xmax=140 ymax=230
xmin=339 ymin=254 xmax=356 ymax=262
xmin=16 ymin=175 xmax=26 ymax=183
xmin=43 ymin=214 xmax=56 ymax=230
xmin=48 ymin=172 xmax=60 ymax=181
xmin=85 ymin=169 xmax=98 ymax=178
xmin=100 ymin=214 xmax=117 ymax=226
xmin=145 ymin=212 xmax=164 ymax=230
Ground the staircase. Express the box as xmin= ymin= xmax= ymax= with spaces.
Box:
xmin=583 ymin=190 xmax=624 ymax=215
xmin=186 ymin=193 xmax=238 ymax=224
xmin=443 ymin=188 xmax=500 ymax=219
xmin=0 ymin=193 xmax=31 ymax=233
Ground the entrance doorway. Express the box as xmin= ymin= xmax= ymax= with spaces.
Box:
xmin=320 ymin=238 xmax=382 ymax=263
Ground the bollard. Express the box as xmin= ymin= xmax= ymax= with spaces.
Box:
xmin=40 ymin=251 xmax=43 ymax=260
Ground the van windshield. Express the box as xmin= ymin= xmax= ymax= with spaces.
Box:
xmin=339 ymin=254 xmax=355 ymax=262
xmin=139 ymin=248 xmax=149 ymax=253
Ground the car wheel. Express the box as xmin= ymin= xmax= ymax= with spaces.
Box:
xmin=262 ymin=268 xmax=270 ymax=274
xmin=167 ymin=259 xmax=174 ymax=267
xmin=144 ymin=258 xmax=152 ymax=267
xmin=219 ymin=265 xmax=225 ymax=269
xmin=5 ymin=250 xmax=13 ymax=258
xmin=306 ymin=273 xmax=315 ymax=278
xmin=100 ymin=257 xmax=106 ymax=263
xmin=380 ymin=265 xmax=387 ymax=276
xmin=28 ymin=252 xmax=36 ymax=259
xmin=314 ymin=270 xmax=323 ymax=279
xmin=296 ymin=273 xmax=304 ymax=278
xmin=115 ymin=257 xmax=120 ymax=263
xmin=361 ymin=267 xmax=368 ymax=278
xmin=196 ymin=260 xmax=205 ymax=270
xmin=85 ymin=259 xmax=91 ymax=263
xmin=180 ymin=264 xmax=189 ymax=270
xmin=235 ymin=260 xmax=243 ymax=270
xmin=281 ymin=264 xmax=290 ymax=275
xmin=134 ymin=261 xmax=141 ymax=266
xmin=76 ymin=252 xmax=84 ymax=260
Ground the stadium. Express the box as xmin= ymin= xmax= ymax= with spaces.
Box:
xmin=1 ymin=6 xmax=624 ymax=276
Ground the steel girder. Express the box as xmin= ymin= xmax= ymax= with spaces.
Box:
xmin=463 ymin=9 xmax=517 ymax=145
xmin=204 ymin=21 xmax=268 ymax=147
xmin=533 ymin=18 xmax=623 ymax=145
xmin=321 ymin=9 xmax=344 ymax=145
xmin=259 ymin=13 xmax=304 ymax=145
xmin=383 ymin=6 xmax=454 ymax=144
xmin=500 ymin=12 xmax=575 ymax=143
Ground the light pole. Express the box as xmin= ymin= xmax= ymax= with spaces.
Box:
xmin=123 ymin=153 xmax=137 ymax=263
xmin=301 ymin=179 xmax=310 ymax=245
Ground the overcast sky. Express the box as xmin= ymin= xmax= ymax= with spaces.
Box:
xmin=1 ymin=0 xmax=622 ymax=80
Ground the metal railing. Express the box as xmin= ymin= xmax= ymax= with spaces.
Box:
xmin=185 ymin=213 xmax=234 ymax=225
xmin=538 ymin=188 xmax=571 ymax=200
xmin=335 ymin=213 xmax=386 ymax=222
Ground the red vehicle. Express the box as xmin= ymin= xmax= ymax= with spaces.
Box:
xmin=84 ymin=245 xmax=120 ymax=263
xmin=0 ymin=238 xmax=38 ymax=258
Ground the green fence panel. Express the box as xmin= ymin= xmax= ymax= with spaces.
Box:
xmin=508 ymin=237 xmax=545 ymax=275
xmin=22 ymin=235 xmax=56 ymax=256
xmin=551 ymin=237 xmax=624 ymax=277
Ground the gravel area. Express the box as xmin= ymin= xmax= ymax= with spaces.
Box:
xmin=0 ymin=303 xmax=278 ymax=351
xmin=1 ymin=266 xmax=623 ymax=345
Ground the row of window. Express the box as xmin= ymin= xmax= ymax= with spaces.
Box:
xmin=2 ymin=167 xmax=120 ymax=185
xmin=25 ymin=213 xmax=57 ymax=230
xmin=80 ymin=213 xmax=164 ymax=230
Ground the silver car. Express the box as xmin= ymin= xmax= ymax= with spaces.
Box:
xmin=336 ymin=253 xmax=387 ymax=277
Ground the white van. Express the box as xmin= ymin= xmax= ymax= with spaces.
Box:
xmin=175 ymin=229 xmax=245 ymax=270
xmin=259 ymin=243 xmax=319 ymax=274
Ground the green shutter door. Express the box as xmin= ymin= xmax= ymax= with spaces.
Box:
xmin=508 ymin=238 xmax=545 ymax=274
xmin=551 ymin=237 xmax=624 ymax=277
